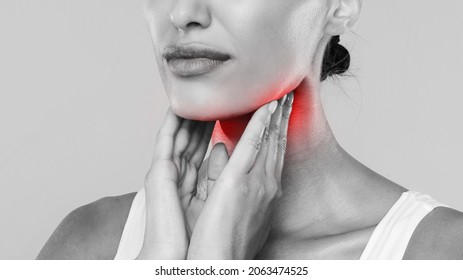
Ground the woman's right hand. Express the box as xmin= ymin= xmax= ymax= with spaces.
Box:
xmin=136 ymin=107 xmax=215 ymax=259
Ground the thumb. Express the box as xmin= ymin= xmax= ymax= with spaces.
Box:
xmin=207 ymin=142 xmax=229 ymax=194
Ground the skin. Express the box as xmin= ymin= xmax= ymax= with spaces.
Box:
xmin=37 ymin=0 xmax=463 ymax=259
xmin=143 ymin=0 xmax=324 ymax=121
xmin=137 ymin=95 xmax=292 ymax=259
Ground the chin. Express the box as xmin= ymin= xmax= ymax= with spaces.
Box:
xmin=170 ymin=101 xmax=252 ymax=122
xmin=170 ymin=103 xmax=217 ymax=121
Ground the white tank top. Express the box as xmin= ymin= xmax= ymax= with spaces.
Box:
xmin=114 ymin=189 xmax=449 ymax=260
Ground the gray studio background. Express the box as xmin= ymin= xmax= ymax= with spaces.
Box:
xmin=1 ymin=1 xmax=462 ymax=259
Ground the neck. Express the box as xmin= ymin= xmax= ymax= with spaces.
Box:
xmin=210 ymin=77 xmax=358 ymax=235
xmin=211 ymin=78 xmax=335 ymax=161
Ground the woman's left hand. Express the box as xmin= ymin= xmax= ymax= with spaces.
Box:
xmin=187 ymin=92 xmax=294 ymax=259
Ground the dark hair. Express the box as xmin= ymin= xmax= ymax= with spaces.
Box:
xmin=320 ymin=35 xmax=350 ymax=81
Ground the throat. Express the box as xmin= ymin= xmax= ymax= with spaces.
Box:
xmin=211 ymin=112 xmax=253 ymax=156
xmin=210 ymin=78 xmax=329 ymax=160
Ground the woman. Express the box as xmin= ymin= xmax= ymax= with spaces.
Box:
xmin=37 ymin=0 xmax=463 ymax=259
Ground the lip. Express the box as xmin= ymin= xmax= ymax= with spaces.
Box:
xmin=163 ymin=44 xmax=231 ymax=77
xmin=167 ymin=58 xmax=229 ymax=76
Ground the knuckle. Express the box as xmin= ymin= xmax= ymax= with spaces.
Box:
xmin=253 ymin=174 xmax=269 ymax=196
xmin=186 ymin=160 xmax=196 ymax=171
xmin=253 ymin=177 xmax=266 ymax=195
xmin=256 ymin=184 xmax=266 ymax=197
xmin=239 ymin=182 xmax=252 ymax=195
xmin=263 ymin=125 xmax=270 ymax=143
xmin=248 ymin=136 xmax=262 ymax=151
xmin=269 ymin=124 xmax=280 ymax=135
xmin=245 ymin=172 xmax=264 ymax=195
xmin=182 ymin=150 xmax=191 ymax=160
xmin=172 ymin=156 xmax=181 ymax=169
xmin=266 ymin=178 xmax=279 ymax=197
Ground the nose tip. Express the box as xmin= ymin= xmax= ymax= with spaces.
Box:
xmin=170 ymin=1 xmax=211 ymax=32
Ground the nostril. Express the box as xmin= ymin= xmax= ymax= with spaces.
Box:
xmin=173 ymin=21 xmax=204 ymax=33
xmin=186 ymin=22 xmax=201 ymax=28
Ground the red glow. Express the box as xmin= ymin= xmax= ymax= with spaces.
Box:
xmin=211 ymin=82 xmax=315 ymax=160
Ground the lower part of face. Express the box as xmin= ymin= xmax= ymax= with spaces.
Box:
xmin=144 ymin=0 xmax=327 ymax=121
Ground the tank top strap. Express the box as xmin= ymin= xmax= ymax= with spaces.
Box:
xmin=114 ymin=187 xmax=146 ymax=260
xmin=359 ymin=190 xmax=449 ymax=260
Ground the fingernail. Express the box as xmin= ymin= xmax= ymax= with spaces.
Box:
xmin=268 ymin=100 xmax=278 ymax=114
xmin=287 ymin=92 xmax=294 ymax=106
xmin=280 ymin=95 xmax=287 ymax=105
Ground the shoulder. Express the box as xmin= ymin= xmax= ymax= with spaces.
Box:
xmin=36 ymin=191 xmax=138 ymax=259
xmin=403 ymin=206 xmax=463 ymax=259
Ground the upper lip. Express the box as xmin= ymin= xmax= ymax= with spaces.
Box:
xmin=163 ymin=44 xmax=231 ymax=62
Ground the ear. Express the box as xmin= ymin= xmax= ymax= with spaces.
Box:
xmin=324 ymin=0 xmax=362 ymax=36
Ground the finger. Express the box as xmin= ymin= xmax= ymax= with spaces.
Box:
xmin=253 ymin=115 xmax=270 ymax=172
xmin=265 ymin=94 xmax=286 ymax=176
xmin=206 ymin=142 xmax=229 ymax=194
xmin=185 ymin=197 xmax=204 ymax=238
xmin=254 ymin=95 xmax=288 ymax=175
xmin=178 ymin=164 xmax=198 ymax=197
xmin=173 ymin=119 xmax=198 ymax=158
xmin=178 ymin=123 xmax=211 ymax=200
xmin=182 ymin=121 xmax=206 ymax=161
xmin=224 ymin=101 xmax=278 ymax=175
xmin=276 ymin=92 xmax=294 ymax=184
xmin=153 ymin=107 xmax=183 ymax=161
xmin=194 ymin=158 xmax=209 ymax=200
xmin=254 ymin=95 xmax=288 ymax=173
xmin=189 ymin=121 xmax=216 ymax=169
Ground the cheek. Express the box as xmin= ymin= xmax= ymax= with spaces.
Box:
xmin=287 ymin=6 xmax=324 ymax=68
xmin=229 ymin=2 xmax=318 ymax=100
xmin=232 ymin=28 xmax=302 ymax=104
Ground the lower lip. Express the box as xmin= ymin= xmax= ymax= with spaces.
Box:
xmin=167 ymin=58 xmax=230 ymax=77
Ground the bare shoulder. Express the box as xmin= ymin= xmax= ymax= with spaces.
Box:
xmin=403 ymin=206 xmax=463 ymax=259
xmin=36 ymin=191 xmax=138 ymax=260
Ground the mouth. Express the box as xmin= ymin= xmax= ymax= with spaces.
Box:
xmin=163 ymin=44 xmax=231 ymax=77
